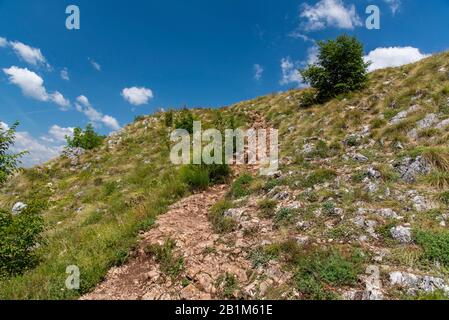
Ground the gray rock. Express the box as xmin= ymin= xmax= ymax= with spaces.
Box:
xmin=389 ymin=105 xmax=420 ymax=125
xmin=62 ymin=147 xmax=85 ymax=166
xmin=377 ymin=208 xmax=400 ymax=220
xmin=390 ymin=226 xmax=412 ymax=244
xmin=367 ymin=167 xmax=381 ymax=179
xmin=436 ymin=118 xmax=449 ymax=130
xmin=417 ymin=113 xmax=438 ymax=129
xmin=354 ymin=153 xmax=369 ymax=162
xmin=12 ymin=202 xmax=27 ymax=215
xmin=394 ymin=156 xmax=431 ymax=183
xmin=390 ymin=271 xmax=420 ymax=288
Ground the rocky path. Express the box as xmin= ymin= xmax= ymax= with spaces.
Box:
xmin=82 ymin=112 xmax=291 ymax=300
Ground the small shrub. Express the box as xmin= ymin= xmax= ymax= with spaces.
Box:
xmin=422 ymin=148 xmax=449 ymax=171
xmin=0 ymin=121 xmax=26 ymax=186
xmin=179 ymin=163 xmax=230 ymax=191
xmin=371 ymin=118 xmax=387 ymax=129
xmin=66 ymin=124 xmax=105 ymax=150
xmin=415 ymin=229 xmax=449 ymax=267
xmin=299 ymin=89 xmax=317 ymax=108
xmin=249 ymin=245 xmax=280 ymax=267
xmin=144 ymin=238 xmax=184 ymax=278
xmin=294 ymin=248 xmax=364 ymax=300
xmin=164 ymin=109 xmax=174 ymax=127
xmin=274 ymin=208 xmax=296 ymax=226
xmin=438 ymin=191 xmax=449 ymax=206
xmin=425 ymin=171 xmax=449 ymax=189
xmin=0 ymin=202 xmax=45 ymax=277
xmin=230 ymin=174 xmax=254 ymax=199
xmin=209 ymin=200 xmax=236 ymax=234
xmin=175 ymin=109 xmax=194 ymax=134
xmin=257 ymin=199 xmax=277 ymax=218
xmin=301 ymin=168 xmax=337 ymax=188
xmin=219 ymin=272 xmax=239 ymax=299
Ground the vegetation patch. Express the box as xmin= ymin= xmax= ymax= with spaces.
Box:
xmin=145 ymin=238 xmax=184 ymax=279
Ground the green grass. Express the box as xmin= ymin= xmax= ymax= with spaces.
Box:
xmin=257 ymin=199 xmax=277 ymax=218
xmin=144 ymin=238 xmax=184 ymax=279
xmin=208 ymin=200 xmax=236 ymax=234
xmin=415 ymin=229 xmax=449 ymax=267
xmin=229 ymin=174 xmax=254 ymax=199
xmin=300 ymin=168 xmax=337 ymax=188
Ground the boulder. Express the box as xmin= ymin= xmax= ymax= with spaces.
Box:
xmin=394 ymin=156 xmax=431 ymax=183
xmin=12 ymin=202 xmax=27 ymax=215
xmin=390 ymin=226 xmax=412 ymax=244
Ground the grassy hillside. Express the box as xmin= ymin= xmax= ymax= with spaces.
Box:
xmin=2 ymin=51 xmax=449 ymax=299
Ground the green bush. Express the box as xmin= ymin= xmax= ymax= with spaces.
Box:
xmin=144 ymin=238 xmax=184 ymax=279
xmin=274 ymin=208 xmax=297 ymax=226
xmin=301 ymin=168 xmax=337 ymax=188
xmin=0 ymin=121 xmax=26 ymax=186
xmin=175 ymin=109 xmax=195 ymax=134
xmin=164 ymin=109 xmax=174 ymax=127
xmin=179 ymin=163 xmax=230 ymax=191
xmin=295 ymin=248 xmax=364 ymax=300
xmin=257 ymin=199 xmax=277 ymax=218
xmin=439 ymin=191 xmax=449 ymax=206
xmin=66 ymin=124 xmax=105 ymax=150
xmin=230 ymin=174 xmax=254 ymax=198
xmin=0 ymin=202 xmax=45 ymax=277
xmin=300 ymin=35 xmax=369 ymax=102
xmin=299 ymin=89 xmax=318 ymax=108
xmin=209 ymin=200 xmax=236 ymax=233
xmin=415 ymin=229 xmax=449 ymax=267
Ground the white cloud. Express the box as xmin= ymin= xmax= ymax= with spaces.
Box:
xmin=9 ymin=41 xmax=49 ymax=67
xmin=300 ymin=0 xmax=362 ymax=31
xmin=280 ymin=57 xmax=303 ymax=87
xmin=0 ymin=121 xmax=9 ymax=130
xmin=60 ymin=68 xmax=70 ymax=81
xmin=48 ymin=125 xmax=74 ymax=142
xmin=254 ymin=64 xmax=264 ymax=81
xmin=306 ymin=46 xmax=319 ymax=65
xmin=75 ymin=95 xmax=121 ymax=131
xmin=3 ymin=66 xmax=48 ymax=101
xmin=49 ymin=92 xmax=71 ymax=110
xmin=364 ymin=47 xmax=430 ymax=72
xmin=3 ymin=66 xmax=70 ymax=110
xmin=101 ymin=115 xmax=121 ymax=131
xmin=121 ymin=87 xmax=154 ymax=106
xmin=1 ymin=122 xmax=63 ymax=167
xmin=0 ymin=37 xmax=8 ymax=47
xmin=76 ymin=95 xmax=90 ymax=107
xmin=384 ymin=0 xmax=401 ymax=14
xmin=88 ymin=58 xmax=101 ymax=71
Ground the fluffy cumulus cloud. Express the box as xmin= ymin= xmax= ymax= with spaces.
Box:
xmin=253 ymin=64 xmax=264 ymax=81
xmin=2 ymin=121 xmax=73 ymax=167
xmin=364 ymin=47 xmax=430 ymax=72
xmin=121 ymin=87 xmax=154 ymax=106
xmin=3 ymin=66 xmax=70 ymax=110
xmin=9 ymin=41 xmax=49 ymax=67
xmin=48 ymin=125 xmax=74 ymax=142
xmin=280 ymin=57 xmax=303 ymax=87
xmin=75 ymin=95 xmax=121 ymax=131
xmin=300 ymin=0 xmax=362 ymax=31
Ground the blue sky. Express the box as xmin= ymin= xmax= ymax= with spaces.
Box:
xmin=1 ymin=0 xmax=449 ymax=166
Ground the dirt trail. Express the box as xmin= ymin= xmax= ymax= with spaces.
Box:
xmin=82 ymin=112 xmax=289 ymax=300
